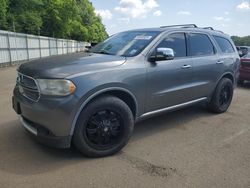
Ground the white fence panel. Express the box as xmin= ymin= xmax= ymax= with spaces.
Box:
xmin=0 ymin=50 xmax=10 ymax=63
xmin=49 ymin=39 xmax=57 ymax=55
xmin=62 ymin=41 xmax=67 ymax=54
xmin=40 ymin=38 xmax=49 ymax=48
xmin=57 ymin=40 xmax=63 ymax=55
xmin=41 ymin=49 xmax=50 ymax=57
xmin=29 ymin=49 xmax=40 ymax=59
xmin=0 ymin=30 xmax=91 ymax=66
xmin=28 ymin=37 xmax=39 ymax=48
xmin=0 ymin=34 xmax=8 ymax=48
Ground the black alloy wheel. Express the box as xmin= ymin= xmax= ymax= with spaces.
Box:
xmin=208 ymin=78 xmax=233 ymax=113
xmin=73 ymin=95 xmax=134 ymax=157
xmin=85 ymin=110 xmax=123 ymax=150
xmin=219 ymin=85 xmax=231 ymax=107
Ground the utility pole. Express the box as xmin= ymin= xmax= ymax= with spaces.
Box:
xmin=12 ymin=20 xmax=15 ymax=33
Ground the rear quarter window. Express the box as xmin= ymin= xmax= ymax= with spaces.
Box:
xmin=213 ymin=36 xmax=235 ymax=53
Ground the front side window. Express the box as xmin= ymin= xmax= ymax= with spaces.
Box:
xmin=157 ymin=33 xmax=187 ymax=58
xmin=189 ymin=33 xmax=215 ymax=56
xmin=213 ymin=36 xmax=235 ymax=53
xmin=91 ymin=31 xmax=160 ymax=57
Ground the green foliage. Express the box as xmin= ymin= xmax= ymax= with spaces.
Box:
xmin=231 ymin=36 xmax=250 ymax=46
xmin=0 ymin=0 xmax=108 ymax=42
xmin=0 ymin=0 xmax=8 ymax=29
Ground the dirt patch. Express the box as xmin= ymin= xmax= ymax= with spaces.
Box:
xmin=118 ymin=153 xmax=177 ymax=178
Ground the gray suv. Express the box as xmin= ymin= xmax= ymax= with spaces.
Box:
xmin=12 ymin=24 xmax=240 ymax=157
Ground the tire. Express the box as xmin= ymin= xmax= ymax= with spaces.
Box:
xmin=238 ymin=79 xmax=244 ymax=85
xmin=208 ymin=78 xmax=234 ymax=113
xmin=73 ymin=95 xmax=134 ymax=157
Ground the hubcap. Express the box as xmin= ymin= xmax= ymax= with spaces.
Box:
xmin=85 ymin=110 xmax=123 ymax=149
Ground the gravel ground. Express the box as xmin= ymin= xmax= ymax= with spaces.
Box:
xmin=0 ymin=67 xmax=249 ymax=188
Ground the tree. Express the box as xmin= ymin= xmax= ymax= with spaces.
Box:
xmin=7 ymin=0 xmax=43 ymax=34
xmin=41 ymin=0 xmax=108 ymax=41
xmin=231 ymin=36 xmax=250 ymax=46
xmin=73 ymin=0 xmax=108 ymax=41
xmin=1 ymin=0 xmax=108 ymax=42
xmin=42 ymin=0 xmax=78 ymax=38
xmin=0 ymin=0 xmax=8 ymax=29
xmin=69 ymin=20 xmax=89 ymax=41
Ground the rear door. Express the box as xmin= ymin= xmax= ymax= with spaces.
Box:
xmin=213 ymin=35 xmax=240 ymax=83
xmin=187 ymin=32 xmax=222 ymax=99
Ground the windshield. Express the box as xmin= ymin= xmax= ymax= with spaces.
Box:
xmin=90 ymin=31 xmax=160 ymax=57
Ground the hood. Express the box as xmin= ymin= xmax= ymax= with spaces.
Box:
xmin=18 ymin=53 xmax=126 ymax=79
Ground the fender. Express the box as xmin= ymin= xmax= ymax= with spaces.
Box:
xmin=216 ymin=71 xmax=235 ymax=86
xmin=209 ymin=71 xmax=235 ymax=100
xmin=69 ymin=87 xmax=138 ymax=135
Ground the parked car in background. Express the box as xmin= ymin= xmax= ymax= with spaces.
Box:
xmin=236 ymin=46 xmax=250 ymax=57
xmin=238 ymin=53 xmax=250 ymax=85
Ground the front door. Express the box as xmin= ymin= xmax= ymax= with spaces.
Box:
xmin=146 ymin=33 xmax=194 ymax=112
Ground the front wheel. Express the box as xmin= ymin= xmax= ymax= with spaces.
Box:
xmin=208 ymin=78 xmax=234 ymax=113
xmin=73 ymin=95 xmax=134 ymax=157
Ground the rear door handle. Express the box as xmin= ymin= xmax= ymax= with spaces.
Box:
xmin=217 ymin=60 xmax=224 ymax=64
xmin=181 ymin=64 xmax=192 ymax=69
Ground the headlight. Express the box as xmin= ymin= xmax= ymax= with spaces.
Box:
xmin=36 ymin=79 xmax=76 ymax=96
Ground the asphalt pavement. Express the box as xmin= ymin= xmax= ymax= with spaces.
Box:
xmin=0 ymin=66 xmax=249 ymax=188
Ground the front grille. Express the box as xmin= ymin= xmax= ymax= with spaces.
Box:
xmin=17 ymin=73 xmax=40 ymax=102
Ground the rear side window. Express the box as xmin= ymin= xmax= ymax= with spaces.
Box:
xmin=157 ymin=33 xmax=186 ymax=58
xmin=213 ymin=36 xmax=235 ymax=53
xmin=189 ymin=33 xmax=215 ymax=56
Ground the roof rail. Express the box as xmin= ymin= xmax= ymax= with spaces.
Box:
xmin=203 ymin=27 xmax=224 ymax=33
xmin=203 ymin=27 xmax=214 ymax=30
xmin=160 ymin=24 xmax=224 ymax=34
xmin=160 ymin=24 xmax=198 ymax=28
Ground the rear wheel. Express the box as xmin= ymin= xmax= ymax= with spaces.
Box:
xmin=208 ymin=78 xmax=233 ymax=113
xmin=73 ymin=95 xmax=134 ymax=157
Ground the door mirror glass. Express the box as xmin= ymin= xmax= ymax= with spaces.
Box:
xmin=150 ymin=48 xmax=175 ymax=62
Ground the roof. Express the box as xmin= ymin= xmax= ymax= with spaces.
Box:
xmin=127 ymin=24 xmax=229 ymax=37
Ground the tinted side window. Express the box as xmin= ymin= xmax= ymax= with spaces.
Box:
xmin=189 ymin=33 xmax=215 ymax=56
xmin=157 ymin=33 xmax=186 ymax=58
xmin=213 ymin=36 xmax=235 ymax=53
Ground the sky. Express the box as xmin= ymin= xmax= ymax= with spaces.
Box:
xmin=90 ymin=0 xmax=250 ymax=37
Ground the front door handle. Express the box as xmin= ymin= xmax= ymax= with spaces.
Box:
xmin=217 ymin=60 xmax=224 ymax=64
xmin=181 ymin=64 xmax=192 ymax=69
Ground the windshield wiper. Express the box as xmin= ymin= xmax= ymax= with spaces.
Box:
xmin=92 ymin=50 xmax=113 ymax=55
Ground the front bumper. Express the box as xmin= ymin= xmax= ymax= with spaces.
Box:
xmin=20 ymin=116 xmax=72 ymax=148
xmin=12 ymin=86 xmax=79 ymax=148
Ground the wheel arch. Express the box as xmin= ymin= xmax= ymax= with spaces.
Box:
xmin=70 ymin=87 xmax=138 ymax=135
xmin=209 ymin=72 xmax=235 ymax=101
xmin=221 ymin=72 xmax=235 ymax=85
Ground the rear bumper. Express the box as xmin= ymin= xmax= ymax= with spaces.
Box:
xmin=20 ymin=116 xmax=72 ymax=148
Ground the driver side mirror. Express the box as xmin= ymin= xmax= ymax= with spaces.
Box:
xmin=149 ymin=48 xmax=175 ymax=62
